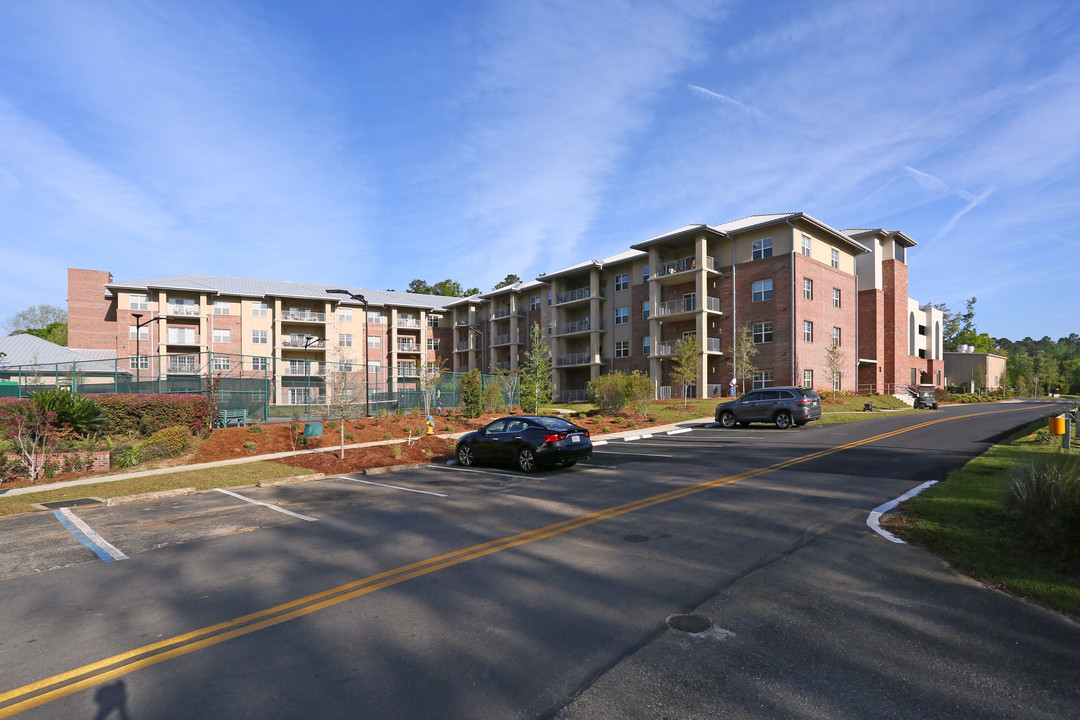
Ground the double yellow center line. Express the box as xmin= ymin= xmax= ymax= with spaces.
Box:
xmin=0 ymin=406 xmax=1043 ymax=717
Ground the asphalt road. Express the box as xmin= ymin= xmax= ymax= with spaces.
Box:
xmin=0 ymin=400 xmax=1076 ymax=719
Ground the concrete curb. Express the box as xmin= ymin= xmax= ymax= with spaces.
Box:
xmin=105 ymin=487 xmax=198 ymax=506
xmin=363 ymin=463 xmax=426 ymax=476
xmin=257 ymin=473 xmax=325 ymax=487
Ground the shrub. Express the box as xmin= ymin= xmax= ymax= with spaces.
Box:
xmin=141 ymin=425 xmax=193 ymax=460
xmin=443 ymin=424 xmax=454 ymax=432
xmin=95 ymin=394 xmax=211 ymax=436
xmin=295 ymin=435 xmax=309 ymax=447
xmin=243 ymin=441 xmax=258 ymax=453
xmin=382 ymin=431 xmax=393 ymax=440
xmin=345 ymin=432 xmax=356 ymax=442
xmin=247 ymin=425 xmax=263 ymax=434
xmin=459 ymin=370 xmax=484 ymax=418
xmin=588 ymin=373 xmax=627 ymax=414
xmin=1008 ymin=455 xmax=1080 ymax=546
xmin=626 ymin=419 xmax=636 ymax=427
xmin=625 ymin=370 xmax=653 ymax=416
xmin=112 ymin=444 xmax=143 ymax=469
xmin=602 ymin=426 xmax=611 ymax=433
xmin=391 ymin=444 xmax=403 ymax=459
xmin=28 ymin=388 xmax=107 ymax=437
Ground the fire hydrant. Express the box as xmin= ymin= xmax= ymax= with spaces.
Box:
xmin=426 ymin=415 xmax=435 ymax=436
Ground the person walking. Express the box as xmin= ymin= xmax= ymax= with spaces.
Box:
xmin=729 ymin=377 xmax=737 ymax=397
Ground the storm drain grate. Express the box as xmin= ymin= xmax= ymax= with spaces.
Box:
xmin=37 ymin=497 xmax=104 ymax=510
xmin=666 ymin=614 xmax=712 ymax=633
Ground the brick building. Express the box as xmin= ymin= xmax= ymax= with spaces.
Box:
xmin=66 ymin=212 xmax=942 ymax=407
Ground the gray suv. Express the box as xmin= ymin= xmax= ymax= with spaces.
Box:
xmin=715 ymin=386 xmax=822 ymax=429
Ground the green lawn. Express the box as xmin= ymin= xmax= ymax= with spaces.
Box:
xmin=885 ymin=423 xmax=1080 ymax=617
xmin=0 ymin=461 xmax=309 ymax=516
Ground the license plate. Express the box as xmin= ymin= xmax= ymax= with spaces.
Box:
xmin=570 ymin=435 xmax=581 ymax=443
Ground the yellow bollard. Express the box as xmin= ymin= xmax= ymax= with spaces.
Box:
xmin=1048 ymin=416 xmax=1067 ymax=435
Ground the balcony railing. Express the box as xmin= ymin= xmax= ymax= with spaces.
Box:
xmin=553 ymin=318 xmax=601 ymax=335
xmin=494 ymin=361 xmax=511 ymax=371
xmin=282 ymin=365 xmax=326 ymax=376
xmin=651 ymin=255 xmax=715 ymax=279
xmin=557 ymin=389 xmax=588 ymax=402
xmin=652 ymin=294 xmax=721 ymax=317
xmin=167 ymin=304 xmax=200 ymax=316
xmin=281 ymin=310 xmax=326 ymax=322
xmin=454 ymin=318 xmax=475 ymax=327
xmin=492 ymin=333 xmax=511 ymax=346
xmin=397 ymin=318 xmax=421 ymax=328
xmin=706 ymin=337 xmax=722 ymax=353
xmin=456 ymin=341 xmax=475 ymax=352
xmin=653 ymin=341 xmax=676 ymax=357
xmin=555 ymin=287 xmax=601 ymax=305
xmin=396 ymin=342 xmax=420 ymax=353
xmin=491 ymin=307 xmax=524 ymax=319
xmin=555 ymin=352 xmax=592 ymax=367
xmin=396 ymin=365 xmax=419 ymax=377
xmin=280 ymin=338 xmax=326 ymax=349
xmin=166 ymin=358 xmax=200 ymax=374
xmin=166 ymin=334 xmax=200 ymax=346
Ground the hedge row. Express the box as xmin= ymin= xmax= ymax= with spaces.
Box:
xmin=94 ymin=394 xmax=212 ymax=436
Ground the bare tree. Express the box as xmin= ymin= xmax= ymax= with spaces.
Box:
xmin=670 ymin=335 xmax=701 ymax=407
xmin=417 ymin=359 xmax=447 ymax=418
xmin=729 ymin=324 xmax=759 ymax=396
xmin=825 ymin=342 xmax=846 ymax=402
xmin=324 ymin=359 xmax=366 ymax=459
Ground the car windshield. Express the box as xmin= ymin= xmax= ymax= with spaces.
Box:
xmin=533 ymin=417 xmax=575 ymax=431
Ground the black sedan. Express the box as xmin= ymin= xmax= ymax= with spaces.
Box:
xmin=455 ymin=416 xmax=592 ymax=472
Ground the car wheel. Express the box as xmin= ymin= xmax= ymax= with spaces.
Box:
xmin=517 ymin=447 xmax=537 ymax=473
xmin=774 ymin=411 xmax=792 ymax=429
xmin=719 ymin=411 xmax=736 ymax=428
xmin=457 ymin=444 xmax=475 ymax=467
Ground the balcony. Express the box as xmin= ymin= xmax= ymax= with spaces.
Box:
xmin=554 ymin=287 xmax=601 ymax=306
xmin=491 ymin=307 xmax=524 ymax=319
xmin=651 ymin=255 xmax=716 ymax=285
xmin=166 ymin=303 xmax=201 ymax=317
xmin=454 ymin=318 xmax=476 ymax=327
xmin=397 ymin=318 xmax=421 ymax=328
xmin=456 ymin=341 xmax=475 ymax=352
xmin=396 ymin=365 xmax=419 ymax=378
xmin=555 ymin=352 xmax=594 ymax=367
xmin=652 ymin=294 xmax=721 ymax=319
xmin=492 ymin=333 xmax=511 ymax=346
xmin=706 ymin=337 xmax=723 ymax=353
xmin=281 ymin=309 xmax=326 ymax=323
xmin=166 ymin=357 xmax=200 ymax=374
xmin=165 ymin=334 xmax=201 ymax=347
xmin=282 ymin=365 xmax=326 ymax=377
xmin=280 ymin=338 xmax=327 ymax=349
xmin=396 ymin=342 xmax=421 ymax=353
xmin=494 ymin=361 xmax=511 ymax=371
xmin=653 ymin=337 xmax=722 ymax=356
xmin=553 ymin=318 xmax=602 ymax=336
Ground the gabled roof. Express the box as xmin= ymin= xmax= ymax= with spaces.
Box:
xmin=632 ymin=213 xmax=870 ymax=254
xmin=106 ymin=274 xmax=460 ymax=311
xmin=537 ymin=248 xmax=647 ymax=282
xmin=841 ymin=228 xmax=917 ymax=247
xmin=0 ymin=334 xmax=127 ymax=375
xmin=479 ymin=279 xmax=546 ymax=299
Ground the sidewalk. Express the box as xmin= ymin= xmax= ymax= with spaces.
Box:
xmin=0 ymin=417 xmax=717 ymax=499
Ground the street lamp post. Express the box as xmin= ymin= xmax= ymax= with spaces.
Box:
xmin=130 ymin=313 xmax=165 ymax=389
xmin=326 ymin=289 xmax=369 ymax=417
xmin=303 ymin=335 xmax=324 ymax=417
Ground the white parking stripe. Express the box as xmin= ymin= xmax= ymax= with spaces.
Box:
xmin=590 ymin=449 xmax=674 ymax=458
xmin=57 ymin=509 xmax=129 ymax=561
xmin=432 ymin=464 xmax=531 ymax=480
xmin=214 ymin=488 xmax=318 ymax=521
xmin=340 ymin=477 xmax=447 ymax=497
xmin=577 ymin=463 xmax=618 ymax=469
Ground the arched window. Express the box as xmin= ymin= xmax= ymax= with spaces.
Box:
xmin=909 ymin=312 xmax=915 ymax=356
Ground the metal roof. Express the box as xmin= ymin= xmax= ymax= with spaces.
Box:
xmin=0 ymin=334 xmax=127 ymax=375
xmin=631 ymin=213 xmax=871 ymax=254
xmin=106 ymin=274 xmax=460 ymax=311
xmin=841 ymin=228 xmax=917 ymax=247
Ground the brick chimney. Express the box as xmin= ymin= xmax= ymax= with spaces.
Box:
xmin=67 ymin=268 xmax=117 ymax=350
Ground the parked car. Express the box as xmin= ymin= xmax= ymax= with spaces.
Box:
xmin=455 ymin=415 xmax=592 ymax=472
xmin=715 ymin=387 xmax=822 ymax=429
xmin=913 ymin=391 xmax=938 ymax=409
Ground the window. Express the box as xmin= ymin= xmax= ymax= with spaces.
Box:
xmin=801 ymin=235 xmax=811 ymax=257
xmin=643 ymin=336 xmax=651 ymax=356
xmin=803 ymin=278 xmax=813 ymax=300
xmin=129 ymin=325 xmax=149 ymax=340
xmin=642 ymin=265 xmax=649 ymax=283
xmin=615 ymin=307 xmax=629 ymax=325
xmin=803 ymin=369 xmax=813 ymax=388
xmin=803 ymin=321 xmax=813 ymax=343
xmin=547 ymin=291 xmax=552 ymax=306
xmin=911 ymin=368 xmax=919 ymax=384
xmin=339 ymin=333 xmax=352 ymax=347
xmin=427 ymin=338 xmax=440 ymax=351
xmin=832 ymin=288 xmax=841 ymax=308
xmin=338 ymin=308 xmax=353 ymax=322
xmin=752 ymin=279 xmax=773 ymax=302
xmin=615 ymin=341 xmax=629 ymax=358
xmin=129 ymin=294 xmax=150 ymax=311
xmin=212 ymin=356 xmax=231 ymax=372
xmin=529 ymin=296 xmax=540 ymax=311
xmin=129 ymin=355 xmax=149 ymax=370
xmin=427 ymin=314 xmax=440 ymax=327
xmin=752 ymin=237 xmax=773 ymax=260
xmin=252 ymin=302 xmax=269 ymax=317
xmin=212 ymin=329 xmax=230 ymax=344
xmin=753 ymin=370 xmax=774 ymax=389
xmin=615 ymin=274 xmax=629 ymax=292
xmin=367 ymin=360 xmax=381 ymax=373
xmin=833 ymin=371 xmax=842 ymax=392
xmin=753 ymin=322 xmax=773 ymax=344
xmin=251 ymin=357 xmax=268 ymax=371
xmin=832 ymin=327 xmax=842 ymax=346
xmin=831 ymin=249 xmax=839 ymax=269
xmin=368 ymin=335 xmax=381 ymax=349
xmin=251 ymin=330 xmax=268 ymax=344
xmin=340 ymin=361 xmax=353 ymax=372
xmin=213 ymin=300 xmax=230 ymax=315
xmin=167 ymin=327 xmax=196 ymax=344
xmin=366 ymin=310 xmax=382 ymax=324
xmin=642 ymin=300 xmax=650 ymax=319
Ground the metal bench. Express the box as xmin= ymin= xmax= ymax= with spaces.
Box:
xmin=216 ymin=409 xmax=249 ymax=428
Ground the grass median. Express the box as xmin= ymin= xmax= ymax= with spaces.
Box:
xmin=884 ymin=422 xmax=1080 ymax=617
xmin=0 ymin=461 xmax=310 ymax=516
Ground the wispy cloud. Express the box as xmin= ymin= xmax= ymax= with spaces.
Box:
xmin=688 ymin=84 xmax=766 ymax=119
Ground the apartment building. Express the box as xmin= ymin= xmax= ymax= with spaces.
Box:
xmin=67 ymin=270 xmax=455 ymax=406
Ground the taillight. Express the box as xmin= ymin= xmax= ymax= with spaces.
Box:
xmin=796 ymin=397 xmax=811 ymax=404
xmin=543 ymin=432 xmax=568 ymax=443
xmin=583 ymin=430 xmax=590 ymax=438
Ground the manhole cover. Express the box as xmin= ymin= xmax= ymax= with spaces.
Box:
xmin=623 ymin=534 xmax=650 ymax=543
xmin=666 ymin=614 xmax=712 ymax=633
xmin=38 ymin=497 xmax=104 ymax=510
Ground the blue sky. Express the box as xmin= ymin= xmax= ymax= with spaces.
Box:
xmin=1 ymin=0 xmax=1078 ymax=341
